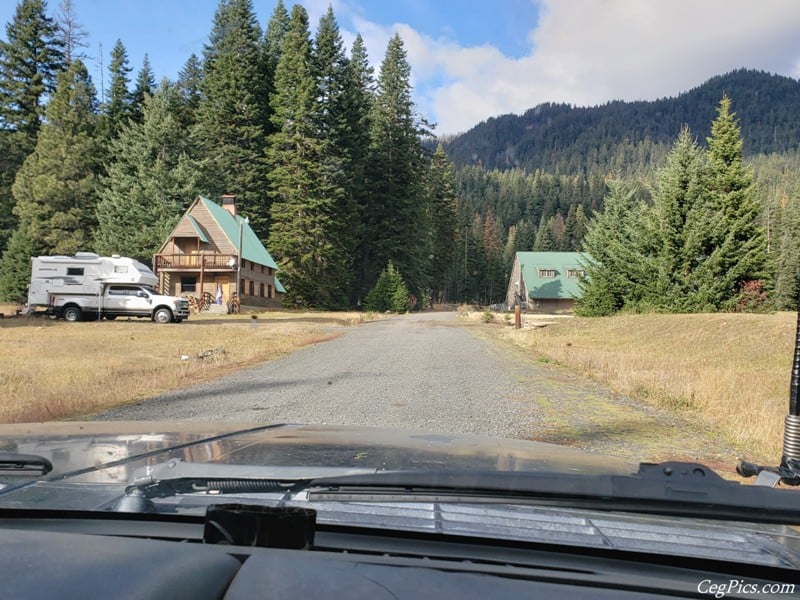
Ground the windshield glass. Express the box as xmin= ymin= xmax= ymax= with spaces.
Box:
xmin=1 ymin=0 xmax=800 ymax=540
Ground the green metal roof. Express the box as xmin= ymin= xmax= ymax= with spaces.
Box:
xmin=199 ymin=196 xmax=279 ymax=270
xmin=517 ymin=252 xmax=588 ymax=300
xmin=274 ymin=276 xmax=285 ymax=294
xmin=187 ymin=215 xmax=209 ymax=243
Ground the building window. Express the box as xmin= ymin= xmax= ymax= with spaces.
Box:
xmin=538 ymin=269 xmax=557 ymax=278
xmin=181 ymin=277 xmax=196 ymax=292
xmin=66 ymin=267 xmax=84 ymax=276
xmin=249 ymin=281 xmax=255 ymax=296
xmin=268 ymin=284 xmax=273 ymax=299
xmin=567 ymin=269 xmax=585 ymax=279
xmin=260 ymin=283 xmax=265 ymax=297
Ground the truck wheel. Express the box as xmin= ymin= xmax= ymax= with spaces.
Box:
xmin=153 ymin=307 xmax=173 ymax=324
xmin=104 ymin=315 xmax=117 ymax=320
xmin=63 ymin=305 xmax=82 ymax=322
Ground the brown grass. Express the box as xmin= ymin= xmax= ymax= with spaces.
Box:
xmin=472 ymin=311 xmax=795 ymax=461
xmin=0 ymin=309 xmax=366 ymax=423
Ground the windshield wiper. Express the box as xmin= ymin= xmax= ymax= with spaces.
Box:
xmin=0 ymin=452 xmax=53 ymax=475
xmin=304 ymin=461 xmax=800 ymax=524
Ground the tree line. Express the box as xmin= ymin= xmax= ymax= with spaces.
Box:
xmin=0 ymin=0 xmax=459 ymax=309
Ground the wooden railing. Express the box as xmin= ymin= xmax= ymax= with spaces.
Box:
xmin=154 ymin=253 xmax=238 ymax=271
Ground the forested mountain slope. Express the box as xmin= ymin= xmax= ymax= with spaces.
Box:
xmin=443 ymin=69 xmax=800 ymax=174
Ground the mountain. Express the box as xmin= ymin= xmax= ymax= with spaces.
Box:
xmin=442 ymin=69 xmax=800 ymax=174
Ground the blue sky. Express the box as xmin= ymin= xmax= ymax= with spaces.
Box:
xmin=2 ymin=0 xmax=800 ymax=134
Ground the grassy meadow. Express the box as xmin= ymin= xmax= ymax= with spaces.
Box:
xmin=475 ymin=310 xmax=796 ymax=462
xmin=0 ymin=306 xmax=364 ymax=422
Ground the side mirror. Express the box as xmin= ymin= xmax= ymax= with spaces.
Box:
xmin=137 ymin=291 xmax=148 ymax=298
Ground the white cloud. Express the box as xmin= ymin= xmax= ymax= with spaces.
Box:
xmin=341 ymin=0 xmax=800 ymax=135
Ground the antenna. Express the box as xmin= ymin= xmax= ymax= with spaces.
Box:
xmin=737 ymin=300 xmax=800 ymax=486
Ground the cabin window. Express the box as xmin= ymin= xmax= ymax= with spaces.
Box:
xmin=249 ymin=281 xmax=255 ymax=296
xmin=260 ymin=283 xmax=265 ymax=297
xmin=66 ymin=267 xmax=84 ymax=276
xmin=567 ymin=269 xmax=585 ymax=279
xmin=181 ymin=277 xmax=196 ymax=293
xmin=114 ymin=265 xmax=129 ymax=273
xmin=538 ymin=269 xmax=557 ymax=278
xmin=268 ymin=284 xmax=273 ymax=298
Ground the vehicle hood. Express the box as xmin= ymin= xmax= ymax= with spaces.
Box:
xmin=0 ymin=421 xmax=637 ymax=484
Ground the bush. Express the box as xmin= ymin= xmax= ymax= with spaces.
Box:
xmin=364 ymin=262 xmax=409 ymax=313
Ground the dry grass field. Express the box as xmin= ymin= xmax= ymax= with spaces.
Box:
xmin=470 ymin=309 xmax=796 ymax=461
xmin=0 ymin=305 xmax=365 ymax=423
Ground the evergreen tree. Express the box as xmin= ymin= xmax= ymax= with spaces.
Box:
xmin=0 ymin=60 xmax=99 ymax=299
xmin=104 ymin=39 xmax=132 ymax=138
xmin=175 ymin=53 xmax=202 ymax=128
xmin=94 ymin=81 xmax=201 ymax=263
xmin=261 ymin=0 xmax=289 ymax=90
xmin=649 ymin=126 xmax=708 ymax=309
xmin=130 ymin=53 xmax=154 ymax=122
xmin=425 ymin=144 xmax=458 ymax=303
xmin=346 ymin=33 xmax=376 ymax=303
xmin=367 ymin=33 xmax=427 ymax=296
xmin=0 ymin=220 xmax=38 ymax=300
xmin=266 ymin=4 xmax=348 ymax=309
xmin=576 ymin=181 xmax=655 ymax=315
xmin=193 ymin=0 xmax=269 ymax=238
xmin=0 ymin=0 xmax=65 ymax=252
xmin=364 ymin=261 xmax=409 ymax=313
xmin=692 ymin=96 xmax=766 ymax=309
xmin=0 ymin=0 xmax=65 ymax=142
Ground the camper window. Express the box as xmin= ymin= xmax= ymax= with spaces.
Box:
xmin=114 ymin=266 xmax=129 ymax=273
xmin=66 ymin=268 xmax=84 ymax=276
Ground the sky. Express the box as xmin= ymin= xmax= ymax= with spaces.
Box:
xmin=2 ymin=0 xmax=800 ymax=135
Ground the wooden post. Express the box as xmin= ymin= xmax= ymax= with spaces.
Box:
xmin=515 ymin=303 xmax=521 ymax=329
xmin=199 ymin=255 xmax=205 ymax=300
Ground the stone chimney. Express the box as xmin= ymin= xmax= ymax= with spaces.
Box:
xmin=221 ymin=194 xmax=237 ymax=216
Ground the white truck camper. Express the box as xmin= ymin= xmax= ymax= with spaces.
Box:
xmin=27 ymin=253 xmax=190 ymax=323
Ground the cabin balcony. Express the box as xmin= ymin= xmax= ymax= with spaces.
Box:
xmin=153 ymin=252 xmax=238 ymax=273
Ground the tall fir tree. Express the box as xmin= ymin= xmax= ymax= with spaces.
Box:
xmin=266 ymin=4 xmax=348 ymax=308
xmin=425 ymin=144 xmax=458 ymax=303
xmin=193 ymin=0 xmax=269 ymax=238
xmin=94 ymin=81 xmax=201 ymax=263
xmin=103 ymin=39 xmax=132 ymax=138
xmin=691 ymin=96 xmax=766 ymax=310
xmin=367 ymin=33 xmax=428 ymax=297
xmin=649 ymin=125 xmax=708 ymax=310
xmin=346 ymin=33 xmax=375 ymax=303
xmin=576 ymin=181 xmax=656 ymax=316
xmin=0 ymin=59 xmax=99 ymax=300
xmin=130 ymin=53 xmax=154 ymax=123
xmin=0 ymin=0 xmax=65 ymax=252
xmin=261 ymin=0 xmax=289 ymax=99
xmin=175 ymin=53 xmax=202 ymax=129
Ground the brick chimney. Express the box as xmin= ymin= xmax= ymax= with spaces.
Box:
xmin=221 ymin=194 xmax=237 ymax=216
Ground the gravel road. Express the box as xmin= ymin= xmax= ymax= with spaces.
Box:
xmin=95 ymin=312 xmax=539 ymax=438
xmin=94 ymin=311 xmax=741 ymax=466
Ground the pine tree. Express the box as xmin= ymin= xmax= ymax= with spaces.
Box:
xmin=193 ymin=0 xmax=269 ymax=238
xmin=0 ymin=0 xmax=65 ymax=252
xmin=0 ymin=220 xmax=38 ymax=300
xmin=261 ymin=0 xmax=289 ymax=90
xmin=364 ymin=262 xmax=409 ymax=312
xmin=266 ymin=4 xmax=348 ymax=309
xmin=692 ymin=96 xmax=766 ymax=310
xmin=130 ymin=53 xmax=154 ymax=122
xmin=367 ymin=34 xmax=427 ymax=296
xmin=0 ymin=60 xmax=99 ymax=298
xmin=103 ymin=39 xmax=132 ymax=138
xmin=94 ymin=82 xmax=201 ymax=263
